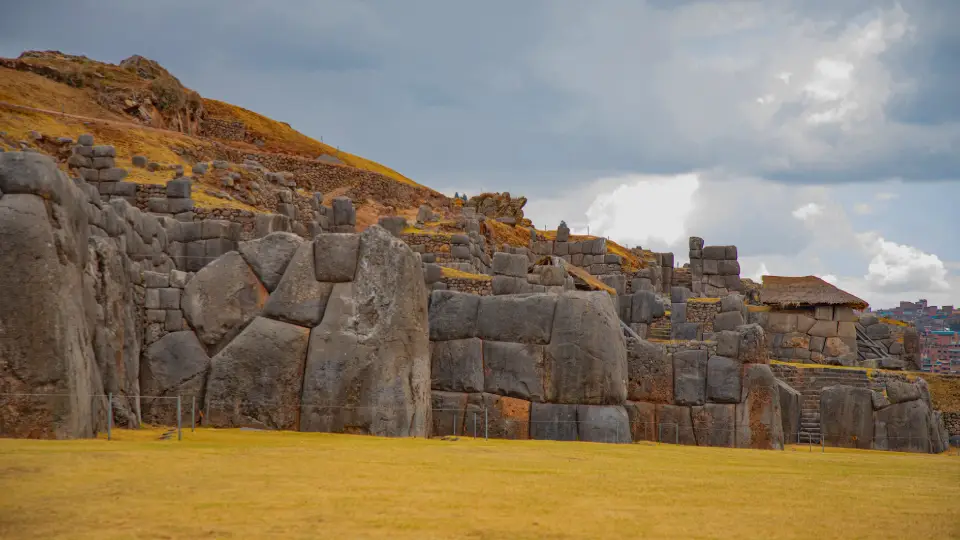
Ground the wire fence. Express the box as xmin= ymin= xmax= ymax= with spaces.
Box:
xmin=1 ymin=393 xmax=956 ymax=455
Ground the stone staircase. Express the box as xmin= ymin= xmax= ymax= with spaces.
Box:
xmin=772 ymin=363 xmax=874 ymax=445
xmin=798 ymin=409 xmax=821 ymax=444
xmin=647 ymin=326 xmax=672 ymax=341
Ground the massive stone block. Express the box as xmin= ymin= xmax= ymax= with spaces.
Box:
xmin=631 ymin=291 xmax=665 ymax=323
xmin=141 ymin=331 xmax=210 ymax=424
xmin=0 ymin=153 xmax=105 ymax=439
xmin=477 ymin=294 xmax=556 ymax=344
xmin=877 ymin=400 xmax=931 ymax=453
xmin=625 ymin=400 xmax=657 ymax=441
xmin=713 ymin=311 xmax=744 ymax=332
xmin=300 ymin=226 xmax=430 ymax=437
xmin=674 ymin=350 xmax=708 ymax=406
xmin=203 ymin=317 xmax=310 ymax=429
xmin=544 ymin=292 xmax=627 ymax=404
xmin=238 ymin=231 xmax=304 ymax=292
xmin=820 ymin=385 xmax=873 ymax=449
xmin=626 ymin=338 xmax=672 ymax=403
xmin=885 ymin=380 xmax=921 ymax=404
xmin=430 ymin=338 xmax=484 ymax=393
xmin=313 ymin=233 xmax=360 ymax=282
xmin=430 ymin=391 xmax=469 ymax=437
xmin=577 ymin=405 xmax=630 ymax=443
xmin=736 ymin=364 xmax=784 ymax=449
xmin=706 ymin=355 xmax=740 ymax=404
xmin=737 ymin=324 xmax=768 ymax=364
xmin=656 ymin=404 xmax=696 ymax=445
xmin=483 ymin=340 xmax=546 ymax=401
xmin=492 ymin=252 xmax=529 ymax=277
xmin=262 ymin=242 xmax=334 ymax=327
xmin=428 ymin=290 xmax=480 ymax=341
xmin=692 ymin=403 xmax=736 ymax=447
xmin=469 ymin=393 xmax=530 ymax=440
xmin=181 ymin=251 xmax=269 ymax=348
xmin=776 ymin=379 xmax=801 ymax=445
xmin=530 ymin=402 xmax=578 ymax=441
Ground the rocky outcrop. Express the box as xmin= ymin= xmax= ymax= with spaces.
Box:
xmin=140 ymin=331 xmax=210 ymax=424
xmin=736 ymin=364 xmax=784 ymax=450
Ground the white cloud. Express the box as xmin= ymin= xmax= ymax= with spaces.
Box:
xmin=792 ymin=202 xmax=823 ymax=220
xmin=752 ymin=262 xmax=771 ymax=282
xmin=817 ymin=274 xmax=839 ymax=284
xmin=859 ymin=233 xmax=951 ymax=292
xmin=875 ymin=192 xmax=898 ymax=200
xmin=853 ymin=202 xmax=873 ymax=215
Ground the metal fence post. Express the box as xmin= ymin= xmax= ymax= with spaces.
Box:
xmin=484 ymin=407 xmax=488 ymax=440
xmin=176 ymin=395 xmax=182 ymax=441
xmin=107 ymin=392 xmax=113 ymax=441
xmin=675 ymin=423 xmax=678 ymax=445
xmin=473 ymin=412 xmax=477 ymax=439
xmin=191 ymin=396 xmax=196 ymax=432
xmin=453 ymin=411 xmax=457 ymax=437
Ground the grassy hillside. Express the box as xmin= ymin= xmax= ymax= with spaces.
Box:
xmin=0 ymin=428 xmax=956 ymax=539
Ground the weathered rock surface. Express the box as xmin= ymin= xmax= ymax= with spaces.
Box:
xmin=776 ymin=379 xmax=801 ymax=444
xmin=203 ymin=317 xmax=310 ymax=429
xmin=692 ymin=403 xmax=736 ymax=447
xmin=181 ymin=251 xmax=269 ymax=348
xmin=262 ymin=242 xmax=333 ymax=327
xmin=674 ymin=350 xmax=708 ymax=406
xmin=736 ymin=364 xmax=784 ymax=449
xmin=430 ymin=391 xmax=469 ymax=437
xmin=430 ymin=338 xmax=483 ymax=393
xmin=469 ymin=393 xmax=529 ymax=440
xmin=544 ymin=292 xmax=627 ymax=404
xmin=706 ymin=355 xmax=740 ymax=404
xmin=577 ymin=405 xmax=630 ymax=443
xmin=477 ymin=294 xmax=556 ymax=344
xmin=876 ymin=399 xmax=930 ymax=453
xmin=625 ymin=400 xmax=657 ymax=441
xmin=428 ymin=290 xmax=479 ymax=341
xmin=626 ymin=337 xmax=672 ymax=403
xmin=483 ymin=341 xmax=546 ymax=401
xmin=140 ymin=331 xmax=210 ymax=424
xmin=820 ymin=385 xmax=873 ymax=449
xmin=300 ymin=226 xmax=430 ymax=437
xmin=656 ymin=404 xmax=696 ymax=445
xmin=530 ymin=402 xmax=578 ymax=441
xmin=237 ymin=231 xmax=303 ymax=292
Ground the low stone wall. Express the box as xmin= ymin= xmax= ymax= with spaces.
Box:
xmin=201 ymin=118 xmax=246 ymax=142
xmin=944 ymin=412 xmax=960 ymax=438
xmin=755 ymin=306 xmax=858 ymax=365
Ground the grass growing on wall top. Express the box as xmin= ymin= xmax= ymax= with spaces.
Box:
xmin=0 ymin=428 xmax=956 ymax=539
xmin=440 ymin=267 xmax=493 ymax=281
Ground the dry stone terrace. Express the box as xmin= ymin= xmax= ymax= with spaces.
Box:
xmin=0 ymin=148 xmax=952 ymax=452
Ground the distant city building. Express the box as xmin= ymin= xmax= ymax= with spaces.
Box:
xmin=920 ymin=330 xmax=960 ymax=374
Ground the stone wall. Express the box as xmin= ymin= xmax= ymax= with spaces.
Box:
xmin=944 ymin=412 xmax=960 ymax=438
xmin=754 ymin=305 xmax=859 ymax=365
xmin=531 ymin=224 xmax=623 ymax=275
xmin=688 ymin=236 xmax=741 ymax=297
xmin=669 ymin=295 xmax=747 ymax=341
xmin=201 ymin=118 xmax=246 ymax=142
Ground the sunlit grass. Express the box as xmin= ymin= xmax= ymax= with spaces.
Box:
xmin=1 ymin=428 xmax=957 ymax=539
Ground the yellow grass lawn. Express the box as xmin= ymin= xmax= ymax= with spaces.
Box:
xmin=1 ymin=428 xmax=958 ymax=539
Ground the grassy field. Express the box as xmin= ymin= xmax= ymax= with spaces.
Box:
xmin=0 ymin=429 xmax=958 ymax=539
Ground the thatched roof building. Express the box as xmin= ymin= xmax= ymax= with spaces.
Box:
xmin=760 ymin=275 xmax=868 ymax=310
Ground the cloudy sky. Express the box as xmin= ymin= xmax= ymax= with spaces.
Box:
xmin=2 ymin=1 xmax=957 ymax=308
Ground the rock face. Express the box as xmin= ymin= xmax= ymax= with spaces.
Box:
xmin=181 ymin=251 xmax=269 ymax=348
xmin=140 ymin=331 xmax=210 ymax=424
xmin=776 ymin=380 xmax=801 ymax=445
xmin=876 ymin=399 xmax=931 ymax=453
xmin=300 ymin=226 xmax=430 ymax=437
xmin=262 ymin=242 xmax=333 ymax=327
xmin=544 ymin=292 xmax=627 ymax=404
xmin=204 ymin=317 xmax=311 ymax=429
xmin=238 ymin=231 xmax=303 ymax=292
xmin=0 ymin=153 xmax=105 ymax=438
xmin=626 ymin=338 xmax=672 ymax=403
xmin=736 ymin=364 xmax=783 ymax=449
xmin=820 ymin=385 xmax=874 ymax=448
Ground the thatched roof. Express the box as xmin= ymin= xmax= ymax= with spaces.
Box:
xmin=760 ymin=275 xmax=868 ymax=309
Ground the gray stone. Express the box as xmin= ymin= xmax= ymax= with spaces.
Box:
xmin=430 ymin=338 xmax=484 ymax=393
xmin=429 ymin=290 xmax=480 ymax=341
xmin=144 ymin=271 xmax=169 ymax=288
xmin=626 ymin=337 xmax=672 ymax=403
xmin=204 ymin=317 xmax=310 ymax=429
xmin=158 ymin=287 xmax=180 ymax=309
xmin=706 ymin=355 xmax=740 ymax=404
xmin=313 ymin=233 xmax=361 ymax=282
xmin=530 ymin=402 xmax=578 ymax=441
xmin=716 ymin=330 xmax=739 ymax=358
xmin=164 ymin=309 xmax=183 ymax=332
xmin=377 ymin=216 xmax=407 ymax=237
xmin=865 ymin=323 xmax=891 ymax=339
xmin=736 ymin=364 xmax=784 ymax=449
xmin=670 ymin=302 xmax=687 ymax=325
xmin=299 ymin=226 xmax=429 ymax=437
xmin=483 ymin=341 xmax=546 ymax=401
xmin=423 ymin=263 xmax=442 ymax=284
xmin=577 ymin=405 xmax=630 ymax=443
xmin=544 ymin=292 xmax=627 ymax=404
xmin=876 ymin=399 xmax=931 ymax=453
xmin=713 ymin=311 xmax=744 ymax=332
xmin=192 ymin=163 xmax=208 ymax=175
xmin=674 ymin=350 xmax=708 ymax=406
xmin=238 ymin=231 xmax=304 ymax=292
xmin=820 ymin=385 xmax=874 ymax=449
xmin=656 ymin=404 xmax=696 ymax=445
xmin=146 ymin=309 xmax=165 ymax=323
xmin=673 ymin=322 xmax=701 ymax=341
xmin=430 ymin=391 xmax=469 ymax=437
xmin=451 ymin=244 xmax=471 ymax=260
xmin=631 ymin=291 xmax=664 ymax=323
xmin=719 ymin=294 xmax=743 ymax=313
xmin=885 ymin=380 xmax=921 ymax=404
xmin=692 ymin=403 xmax=736 ymax=447
xmin=702 ymin=246 xmax=726 ymax=260
xmin=859 ymin=313 xmax=879 ymax=326
xmin=624 ymin=401 xmax=657 ymax=441
xmin=92 ymin=145 xmax=116 ymax=158
xmin=181 ymin=251 xmax=269 ymax=347
xmin=331 ymin=196 xmax=356 ymax=227
xmin=263 ymin=242 xmax=333 ymax=327
xmin=671 ymin=286 xmax=692 ymax=303
xmin=140 ymin=330 xmax=210 ymax=419
xmin=78 ymin=133 xmax=94 ymax=146
xmin=492 ymin=252 xmax=529 ymax=277
xmin=719 ymin=260 xmax=740 ymax=276
xmin=777 ymin=379 xmax=802 ymax=444
xmin=737 ymin=324 xmax=767 ymax=363
xmin=477 ymin=293 xmax=556 ymax=344
xmin=167 ymin=198 xmax=194 ymax=213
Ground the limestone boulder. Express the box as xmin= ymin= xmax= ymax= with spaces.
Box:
xmin=181 ymin=251 xmax=269 ymax=348
xmin=820 ymin=385 xmax=873 ymax=449
xmin=631 ymin=291 xmax=665 ymax=324
xmin=713 ymin=311 xmax=744 ymax=332
xmin=544 ymin=292 xmax=627 ymax=404
xmin=469 ymin=393 xmax=530 ymax=440
xmin=737 ymin=324 xmax=768 ymax=364
xmin=483 ymin=341 xmax=546 ymax=401
xmin=300 ymin=226 xmax=430 ymax=437
xmin=625 ymin=401 xmax=657 ymax=442
xmin=430 ymin=391 xmax=469 ymax=437
xmin=428 ymin=290 xmax=480 ymax=341
xmin=203 ymin=317 xmax=310 ymax=429
xmin=430 ymin=338 xmax=484 ymax=393
xmin=140 ymin=331 xmax=210 ymax=424
xmin=692 ymin=403 xmax=736 ymax=447
xmin=577 ymin=405 xmax=630 ymax=443
xmin=626 ymin=337 xmax=672 ymax=403
xmin=477 ymin=293 xmax=556 ymax=344
xmin=736 ymin=364 xmax=784 ymax=449
xmin=262 ymin=242 xmax=333 ymax=327
xmin=776 ymin=379 xmax=801 ymax=444
xmin=877 ymin=399 xmax=931 ymax=453
xmin=530 ymin=402 xmax=578 ymax=441
xmin=706 ymin=355 xmax=740 ymax=404
xmin=674 ymin=350 xmax=708 ymax=406
xmin=885 ymin=380 xmax=921 ymax=404
xmin=0 ymin=153 xmax=105 ymax=439
xmin=656 ymin=404 xmax=696 ymax=445
xmin=237 ymin=231 xmax=304 ymax=291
